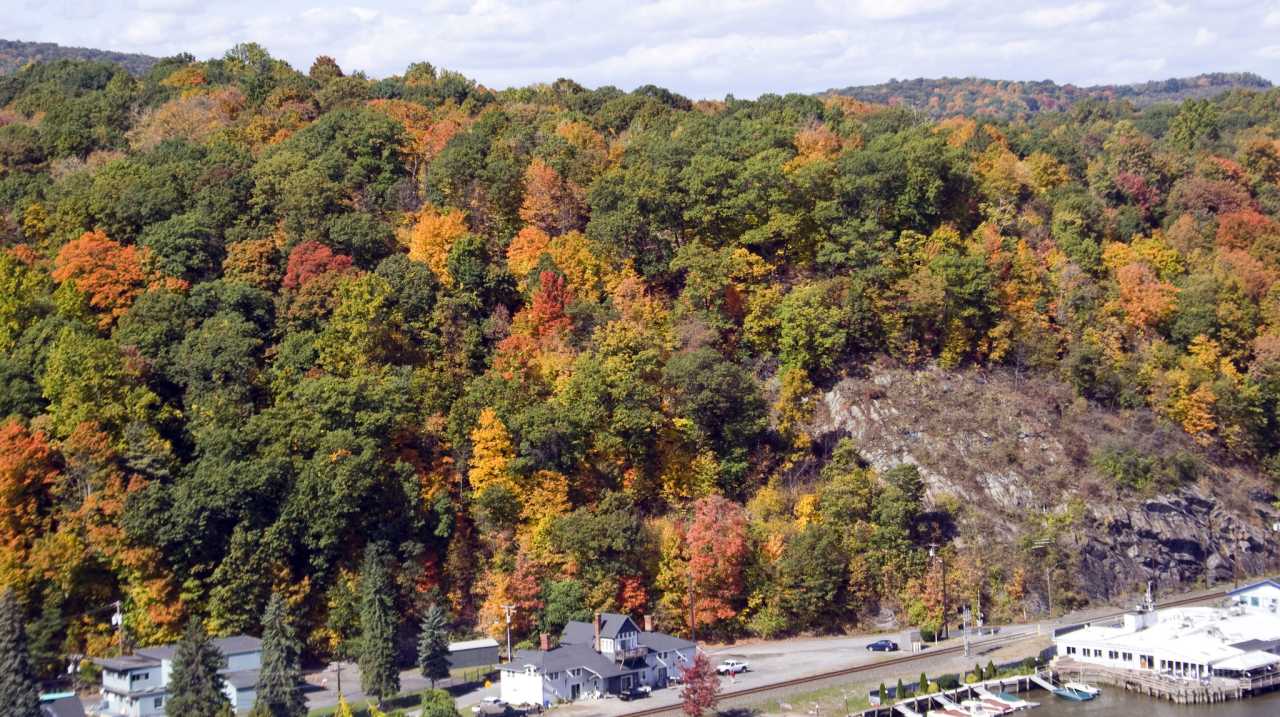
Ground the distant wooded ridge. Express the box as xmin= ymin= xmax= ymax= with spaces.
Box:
xmin=0 ymin=38 xmax=161 ymax=77
xmin=1 ymin=37 xmax=1271 ymax=120
xmin=826 ymin=73 xmax=1274 ymax=120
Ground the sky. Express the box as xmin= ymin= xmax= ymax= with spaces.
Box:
xmin=8 ymin=0 xmax=1280 ymax=98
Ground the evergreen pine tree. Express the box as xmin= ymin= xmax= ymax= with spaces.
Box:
xmin=167 ymin=619 xmax=231 ymax=717
xmin=918 ymin=672 xmax=928 ymax=695
xmin=251 ymin=593 xmax=306 ymax=717
xmin=359 ymin=543 xmax=400 ymax=706
xmin=27 ymin=588 xmax=65 ymax=681
xmin=417 ymin=603 xmax=451 ymax=688
xmin=0 ymin=589 xmax=41 ymax=717
xmin=896 ymin=678 xmax=905 ymax=699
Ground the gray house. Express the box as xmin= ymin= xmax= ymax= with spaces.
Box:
xmin=499 ymin=613 xmax=695 ymax=707
xmin=93 ymin=635 xmax=262 ymax=716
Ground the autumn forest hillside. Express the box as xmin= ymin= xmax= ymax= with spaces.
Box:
xmin=2 ymin=44 xmax=1280 ymax=674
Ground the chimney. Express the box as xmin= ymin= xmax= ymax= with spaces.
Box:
xmin=644 ymin=614 xmax=654 ymax=632
xmin=594 ymin=612 xmax=602 ymax=652
xmin=540 ymin=633 xmax=551 ymax=652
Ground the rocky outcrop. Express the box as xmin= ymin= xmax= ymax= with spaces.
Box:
xmin=810 ymin=364 xmax=1280 ymax=601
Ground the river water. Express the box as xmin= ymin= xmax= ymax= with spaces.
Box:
xmin=1031 ymin=688 xmax=1280 ymax=716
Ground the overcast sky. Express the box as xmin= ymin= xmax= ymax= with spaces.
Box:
xmin=9 ymin=0 xmax=1280 ymax=98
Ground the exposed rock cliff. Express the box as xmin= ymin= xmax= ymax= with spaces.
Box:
xmin=810 ymin=364 xmax=1279 ymax=603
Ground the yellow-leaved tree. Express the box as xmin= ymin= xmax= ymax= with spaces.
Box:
xmin=468 ymin=408 xmax=516 ymax=495
xmin=402 ymin=206 xmax=469 ymax=285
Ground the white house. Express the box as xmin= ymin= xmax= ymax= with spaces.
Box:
xmin=1229 ymin=579 xmax=1280 ymax=614
xmin=1054 ymin=598 xmax=1280 ymax=681
xmin=499 ymin=613 xmax=696 ymax=708
xmin=93 ymin=635 xmax=262 ymax=717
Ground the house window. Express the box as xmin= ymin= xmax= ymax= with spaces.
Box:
xmin=1123 ymin=652 xmax=1133 ymax=661
xmin=1066 ymin=646 xmax=1076 ymax=655
xmin=131 ymin=671 xmax=149 ymax=682
xmin=154 ymin=697 xmax=164 ymax=708
xmin=569 ymin=669 xmax=582 ymax=677
xmin=1108 ymin=651 xmax=1118 ymax=659
xmin=547 ymin=672 xmax=560 ymax=679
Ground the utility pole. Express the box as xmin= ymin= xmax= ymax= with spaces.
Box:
xmin=1032 ymin=538 xmax=1054 ymax=620
xmin=688 ymin=572 xmax=697 ymax=644
xmin=501 ymin=604 xmax=516 ymax=662
xmin=929 ymin=543 xmax=948 ymax=640
xmin=1233 ymin=524 xmax=1239 ymax=588
xmin=110 ymin=600 xmax=125 ymax=652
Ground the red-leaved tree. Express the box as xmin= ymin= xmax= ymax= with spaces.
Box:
xmin=281 ymin=240 xmax=353 ymax=290
xmin=680 ymin=652 xmax=721 ymax=717
xmin=686 ymin=495 xmax=750 ymax=628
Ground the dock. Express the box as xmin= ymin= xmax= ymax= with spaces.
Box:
xmin=859 ymin=674 xmax=1041 ymax=716
xmin=1054 ymin=657 xmax=1280 ymax=705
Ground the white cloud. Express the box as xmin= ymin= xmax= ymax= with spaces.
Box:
xmin=1266 ymin=7 xmax=1280 ymax=27
xmin=1193 ymin=27 xmax=1216 ymax=46
xmin=1022 ymin=2 xmax=1107 ymax=28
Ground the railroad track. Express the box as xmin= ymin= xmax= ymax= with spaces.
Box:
xmin=616 ymin=587 xmax=1235 ymax=717
xmin=617 ymin=631 xmax=1034 ymax=717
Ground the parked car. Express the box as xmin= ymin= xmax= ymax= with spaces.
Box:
xmin=619 ymin=685 xmax=652 ymax=701
xmin=472 ymin=697 xmax=510 ymax=715
xmin=866 ymin=639 xmax=899 ymax=652
xmin=716 ymin=659 xmax=750 ymax=674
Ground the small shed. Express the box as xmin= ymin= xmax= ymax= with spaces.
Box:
xmin=1229 ymin=579 xmax=1280 ymax=614
xmin=448 ymin=638 xmax=501 ymax=669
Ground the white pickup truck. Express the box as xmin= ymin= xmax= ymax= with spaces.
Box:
xmin=716 ymin=659 xmax=749 ymax=675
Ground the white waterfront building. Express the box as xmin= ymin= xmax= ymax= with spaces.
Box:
xmin=1055 ymin=581 xmax=1280 ymax=682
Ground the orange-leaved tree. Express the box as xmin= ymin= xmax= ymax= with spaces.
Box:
xmin=52 ymin=230 xmax=149 ymax=328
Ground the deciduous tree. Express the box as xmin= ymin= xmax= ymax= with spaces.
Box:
xmin=679 ymin=652 xmax=720 ymax=717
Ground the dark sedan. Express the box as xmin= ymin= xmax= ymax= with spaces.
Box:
xmin=866 ymin=639 xmax=899 ymax=652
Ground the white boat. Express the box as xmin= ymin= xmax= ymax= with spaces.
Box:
xmin=959 ymin=698 xmax=1005 ymax=716
xmin=1063 ymin=681 xmax=1100 ymax=697
xmin=976 ymin=686 xmax=1039 ymax=711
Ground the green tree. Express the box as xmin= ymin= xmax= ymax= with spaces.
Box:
xmin=359 ymin=543 xmax=400 ymax=706
xmin=419 ymin=688 xmax=462 ymax=717
xmin=250 ymin=593 xmax=305 ymax=717
xmin=777 ymin=525 xmax=848 ymax=631
xmin=0 ymin=589 xmax=41 ymax=717
xmin=417 ymin=603 xmax=451 ymax=688
xmin=166 ymin=619 xmax=231 ymax=717
xmin=538 ymin=579 xmax=591 ymax=635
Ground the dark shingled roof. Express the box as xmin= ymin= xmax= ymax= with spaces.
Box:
xmin=500 ymin=643 xmax=635 ymax=679
xmin=135 ymin=634 xmax=262 ymax=663
xmin=637 ymin=630 xmax=695 ymax=653
xmin=91 ymin=654 xmax=161 ymax=671
xmin=562 ymin=613 xmax=640 ymax=643
xmin=223 ymin=668 xmax=261 ymax=690
xmin=40 ymin=695 xmax=87 ymax=717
